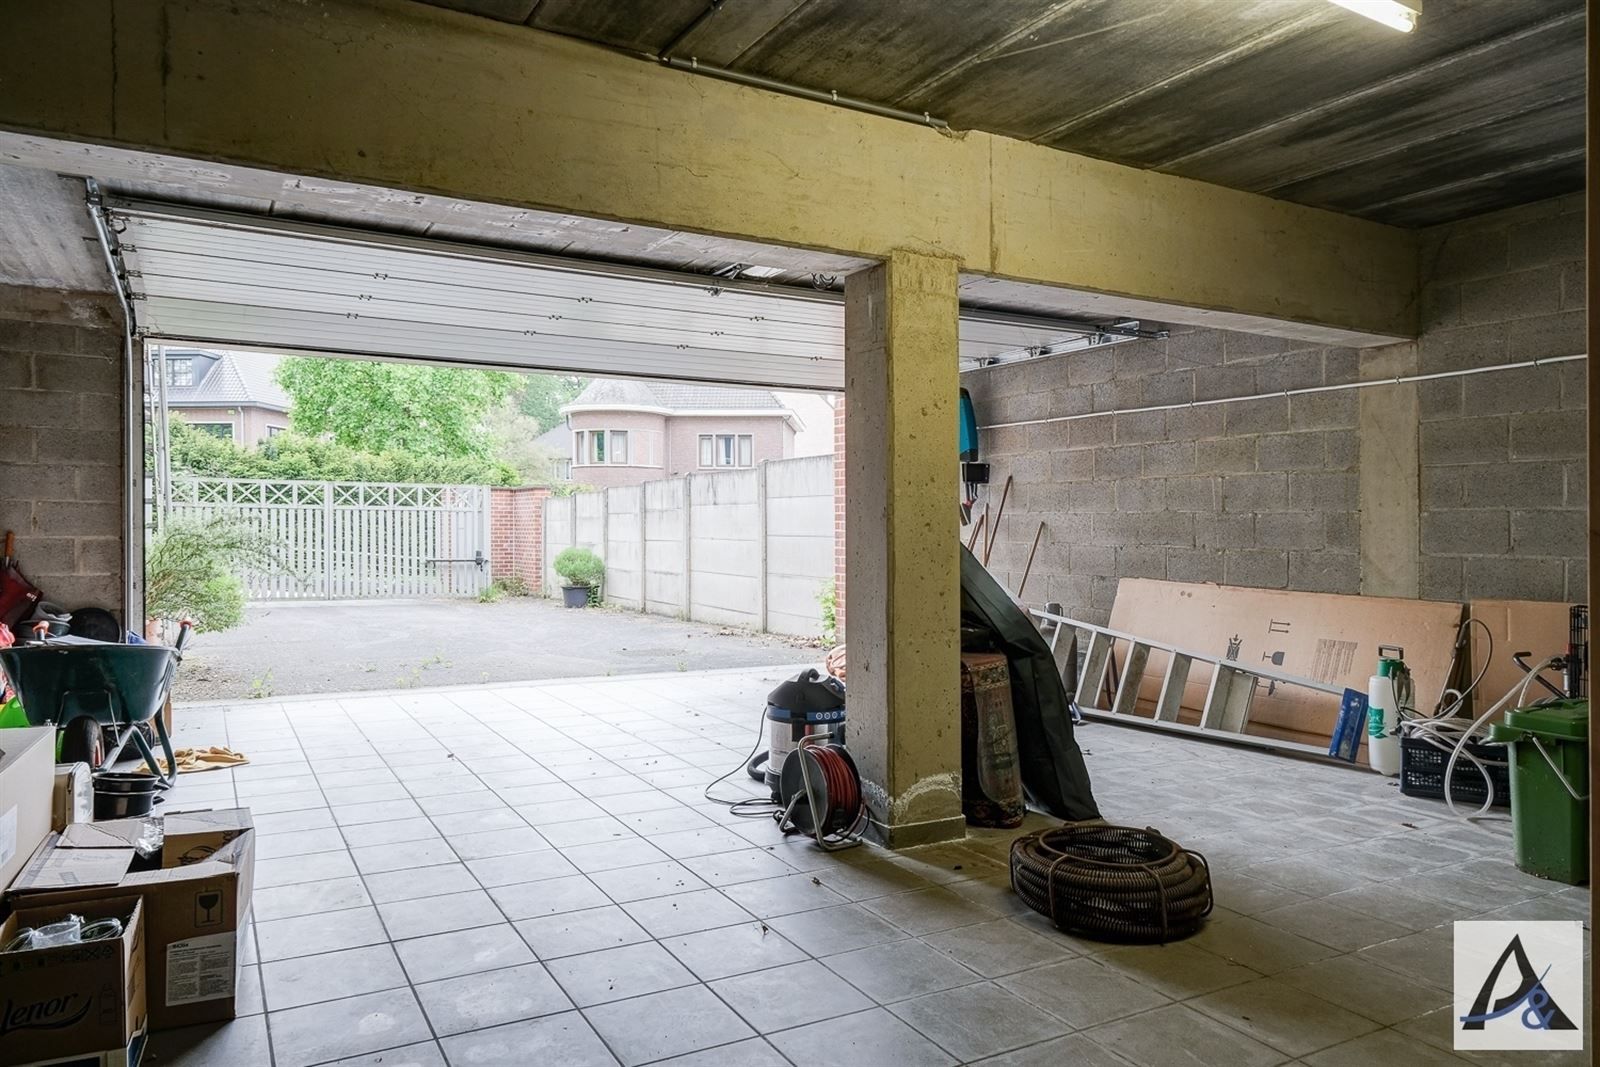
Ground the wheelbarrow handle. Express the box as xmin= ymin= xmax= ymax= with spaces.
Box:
xmin=173 ymin=619 xmax=195 ymax=655
xmin=31 ymin=621 xmax=49 ymax=640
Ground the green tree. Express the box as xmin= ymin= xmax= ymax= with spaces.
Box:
xmin=276 ymin=358 xmax=518 ymax=458
xmin=518 ymin=374 xmax=588 ymax=432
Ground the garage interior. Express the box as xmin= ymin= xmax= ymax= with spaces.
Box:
xmin=0 ymin=1 xmax=1592 ymax=1066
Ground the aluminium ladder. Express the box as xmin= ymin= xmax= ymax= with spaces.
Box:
xmin=1031 ymin=606 xmax=1345 ymax=757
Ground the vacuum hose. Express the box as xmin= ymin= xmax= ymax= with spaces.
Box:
xmin=1010 ymin=824 xmax=1212 ymax=943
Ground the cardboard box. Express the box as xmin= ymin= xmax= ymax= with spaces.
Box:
xmin=1106 ymin=579 xmax=1464 ymax=746
xmin=1467 ymin=599 xmax=1574 ymax=715
xmin=0 ymin=895 xmax=146 ymax=1067
xmin=53 ymin=763 xmax=93 ymax=831
xmin=7 ymin=808 xmax=255 ymax=1031
xmin=0 ymin=726 xmax=55 ymax=894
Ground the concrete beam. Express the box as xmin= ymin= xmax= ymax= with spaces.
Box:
xmin=1358 ymin=343 xmax=1421 ymax=598
xmin=0 ymin=0 xmax=1417 ymax=341
xmin=845 ymin=251 xmax=964 ymax=847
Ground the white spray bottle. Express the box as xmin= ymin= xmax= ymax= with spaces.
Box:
xmin=1366 ymin=647 xmax=1407 ymax=776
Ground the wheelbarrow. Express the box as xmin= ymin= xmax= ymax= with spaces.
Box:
xmin=0 ymin=621 xmax=191 ymax=796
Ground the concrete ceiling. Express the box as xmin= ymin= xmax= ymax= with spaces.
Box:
xmin=0 ymin=164 xmax=111 ymax=292
xmin=418 ymin=0 xmax=1585 ymax=228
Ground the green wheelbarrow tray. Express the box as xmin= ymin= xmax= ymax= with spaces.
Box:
xmin=0 ymin=637 xmax=182 ymax=790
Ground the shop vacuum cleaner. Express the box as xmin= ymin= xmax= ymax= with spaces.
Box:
xmin=746 ymin=668 xmax=847 ymax=800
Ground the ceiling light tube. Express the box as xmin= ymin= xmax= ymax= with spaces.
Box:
xmin=1326 ymin=0 xmax=1420 ymax=32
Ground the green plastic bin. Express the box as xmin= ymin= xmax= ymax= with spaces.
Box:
xmin=1487 ymin=699 xmax=1589 ymax=885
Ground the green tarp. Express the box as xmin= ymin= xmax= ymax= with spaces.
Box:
xmin=961 ymin=545 xmax=1100 ymax=821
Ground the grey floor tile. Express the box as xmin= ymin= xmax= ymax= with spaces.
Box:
xmin=1302 ymin=1028 xmax=1473 ymax=1067
xmin=720 ymin=872 xmax=850 ymax=919
xmin=546 ymin=941 xmax=698 ymax=1006
xmin=255 ymin=826 xmax=347 ymax=860
xmin=1084 ymin=1003 xmax=1286 ymax=1067
xmin=590 ymin=859 xmax=708 ymax=903
xmin=253 ymin=875 xmax=372 ymax=922
xmin=681 ymin=848 xmax=797 ymax=887
xmin=334 ymin=798 xmax=426 ymax=825
xmin=515 ymin=905 xmax=652 ymax=959
xmin=967 ymin=1033 xmax=1136 ymax=1067
xmin=395 ymin=923 xmax=537 ymax=983
xmin=861 ymin=885 xmax=999 ymax=936
xmin=489 ymin=873 xmax=612 ymax=920
xmin=1095 ymin=941 xmax=1262 ymax=999
xmin=429 ymin=806 xmax=528 ymax=836
xmin=822 ymin=938 xmax=982 ymax=1002
xmin=379 ymin=888 xmax=506 ymax=940
xmin=418 ymin=789 xmax=507 ymax=816
xmin=351 ymin=836 xmax=459 ymax=875
xmin=439 ymin=1010 xmax=619 ymax=1067
xmin=1256 ymin=897 xmax=1417 ymax=953
xmin=808 ymin=859 xmax=938 ymax=902
xmin=621 ymin=887 xmax=753 ymax=937
xmin=365 ymin=863 xmax=481 ymax=904
xmin=415 ymin=961 xmax=572 ymax=1036
xmin=651 ymin=1037 xmax=790 ymax=1067
xmin=321 ymin=1040 xmax=447 ymax=1067
xmin=255 ymin=906 xmax=389 ymax=962
xmin=448 ymin=826 xmax=550 ymax=860
xmin=251 ymin=808 xmax=338 ymax=835
xmin=887 ymin=981 xmax=1070 ymax=1062
xmin=585 ymin=984 xmax=755 ymax=1066
xmin=766 ymin=903 xmax=907 ymax=956
xmin=709 ymin=959 xmax=873 ymax=1032
xmin=662 ymin=920 xmax=809 ymax=982
xmin=1190 ymin=977 xmax=1381 ymax=1058
xmin=997 ymin=956 xmax=1171 ymax=1029
xmin=536 ymin=815 xmax=636 ymax=848
xmin=768 ymin=1007 xmax=956 ymax=1067
xmin=267 ymin=987 xmax=433 ymax=1067
xmin=145 ymin=1014 xmax=273 ymax=1067
xmin=1276 ymin=954 xmax=1451 ymax=1025
xmin=920 ymin=919 xmax=1077 ymax=978
xmin=648 ymin=826 xmax=752 ymax=859
xmin=340 ymin=817 xmax=444 ymax=848
xmin=260 ymin=943 xmax=408 ymax=1010
xmin=1355 ymin=924 xmax=1456 ymax=987
xmin=466 ymin=848 xmax=579 ymax=887
xmin=563 ymin=836 xmax=674 ymax=873
xmin=254 ymin=849 xmax=357 ymax=889
xmin=1188 ymin=915 xmax=1341 ymax=975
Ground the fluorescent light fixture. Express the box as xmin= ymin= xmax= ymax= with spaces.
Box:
xmin=738 ymin=265 xmax=786 ymax=279
xmin=1327 ymin=0 xmax=1420 ymax=32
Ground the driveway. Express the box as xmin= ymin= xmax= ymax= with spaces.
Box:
xmin=172 ymin=596 xmax=822 ymax=702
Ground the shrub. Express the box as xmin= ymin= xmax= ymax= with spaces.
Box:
xmin=817 ymin=578 xmax=838 ymax=645
xmin=478 ymin=576 xmax=531 ymax=603
xmin=554 ymin=548 xmax=605 ymax=593
xmin=145 ymin=516 xmax=283 ymax=631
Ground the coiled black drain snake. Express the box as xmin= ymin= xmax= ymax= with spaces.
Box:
xmin=1010 ymin=824 xmax=1213 ymax=943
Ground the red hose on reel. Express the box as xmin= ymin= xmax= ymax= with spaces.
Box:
xmin=811 ymin=744 xmax=859 ymax=831
xmin=777 ymin=740 xmax=863 ymax=841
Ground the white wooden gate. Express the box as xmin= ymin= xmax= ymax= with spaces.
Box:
xmin=168 ymin=477 xmax=492 ymax=600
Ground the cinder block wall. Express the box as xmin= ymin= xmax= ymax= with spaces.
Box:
xmin=0 ymin=285 xmax=129 ymax=618
xmin=963 ymin=193 xmax=1585 ymax=626
xmin=1415 ymin=193 xmax=1586 ymax=603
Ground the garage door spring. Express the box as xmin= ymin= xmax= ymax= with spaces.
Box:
xmin=1009 ymin=824 xmax=1212 ymax=943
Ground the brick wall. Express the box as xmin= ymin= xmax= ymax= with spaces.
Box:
xmin=961 ymin=192 xmax=1585 ymax=625
xmin=0 ymin=285 xmax=129 ymax=619
xmin=489 ymin=485 xmax=551 ymax=593
xmin=1415 ymin=193 xmax=1586 ymax=602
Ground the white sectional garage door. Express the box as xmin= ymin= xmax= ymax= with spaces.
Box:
xmin=109 ymin=199 xmax=1122 ymax=390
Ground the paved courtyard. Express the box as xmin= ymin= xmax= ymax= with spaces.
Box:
xmin=172 ymin=597 xmax=821 ymax=702
xmin=154 ymin=667 xmax=1590 ymax=1067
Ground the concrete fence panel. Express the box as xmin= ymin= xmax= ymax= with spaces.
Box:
xmin=603 ymin=485 xmax=644 ymax=608
xmin=545 ymin=456 xmax=834 ymax=638
xmin=643 ymin=479 xmax=687 ymax=615
xmin=544 ymin=495 xmax=575 ymax=592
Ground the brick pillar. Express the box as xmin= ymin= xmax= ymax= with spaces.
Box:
xmin=490 ymin=485 xmax=552 ymax=592
xmin=833 ymin=394 xmax=846 ymax=641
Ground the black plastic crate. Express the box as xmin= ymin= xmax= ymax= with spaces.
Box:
xmin=1399 ymin=735 xmax=1511 ymax=808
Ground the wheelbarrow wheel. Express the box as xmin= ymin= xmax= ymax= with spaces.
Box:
xmin=59 ymin=714 xmax=104 ymax=768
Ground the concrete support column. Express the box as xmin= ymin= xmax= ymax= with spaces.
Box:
xmin=844 ymin=250 xmax=964 ymax=848
xmin=1358 ymin=342 xmax=1421 ymax=598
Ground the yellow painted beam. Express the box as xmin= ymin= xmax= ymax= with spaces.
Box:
xmin=0 ymin=0 xmax=1418 ymax=338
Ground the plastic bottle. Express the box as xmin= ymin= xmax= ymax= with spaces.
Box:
xmin=1366 ymin=657 xmax=1401 ymax=776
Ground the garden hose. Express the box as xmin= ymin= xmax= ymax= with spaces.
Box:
xmin=1010 ymin=824 xmax=1212 ymax=943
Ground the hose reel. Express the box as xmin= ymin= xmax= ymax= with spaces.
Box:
xmin=1010 ymin=824 xmax=1212 ymax=943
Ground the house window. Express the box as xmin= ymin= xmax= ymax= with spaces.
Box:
xmin=698 ymin=433 xmax=755 ymax=469
xmin=167 ymin=358 xmax=194 ymax=387
xmin=191 ymin=422 xmax=234 ymax=441
xmin=575 ymin=430 xmax=631 ymax=466
xmin=552 ymin=459 xmax=572 ymax=480
xmin=266 ymin=425 xmax=285 ymax=438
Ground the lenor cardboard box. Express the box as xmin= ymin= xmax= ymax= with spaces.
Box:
xmin=53 ymin=762 xmax=93 ymax=831
xmin=0 ymin=895 xmax=146 ymax=1067
xmin=6 ymin=809 xmax=255 ymax=1031
xmin=0 ymin=726 xmax=54 ymax=893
